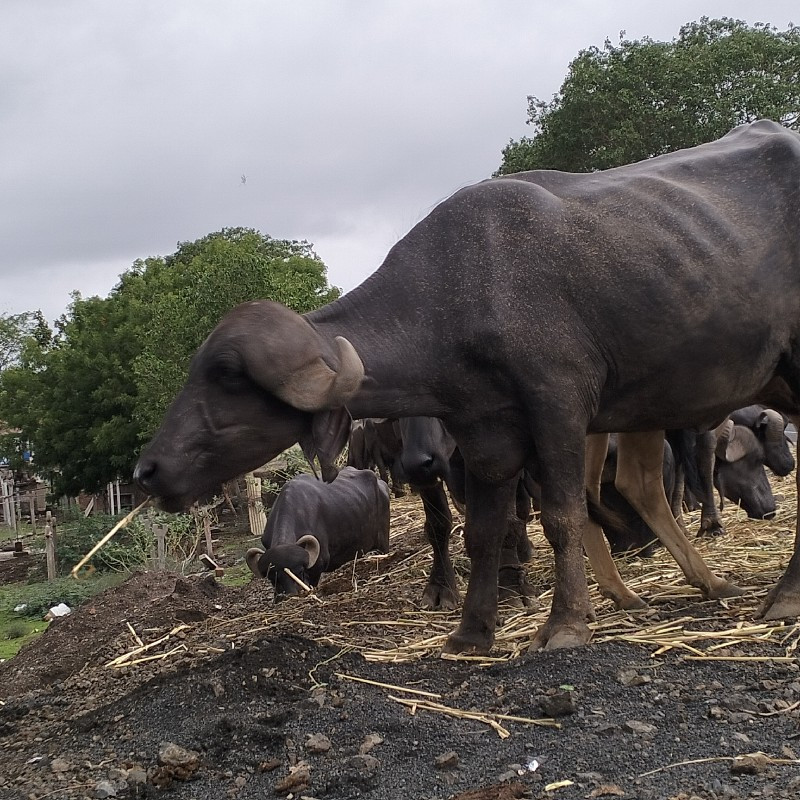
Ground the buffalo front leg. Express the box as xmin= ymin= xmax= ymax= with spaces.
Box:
xmin=695 ymin=430 xmax=725 ymax=536
xmin=418 ymin=482 xmax=460 ymax=611
xmin=443 ymin=474 xmax=516 ymax=655
xmin=498 ymin=509 xmax=535 ymax=607
xmin=615 ymin=432 xmax=742 ymax=599
xmin=583 ymin=434 xmax=647 ymax=611
xmin=760 ymin=419 xmax=800 ymax=619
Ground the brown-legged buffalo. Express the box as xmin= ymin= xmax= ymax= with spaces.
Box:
xmin=136 ymin=120 xmax=800 ymax=654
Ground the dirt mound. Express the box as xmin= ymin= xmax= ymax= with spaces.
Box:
xmin=2 ymin=491 xmax=800 ymax=799
xmin=0 ymin=570 xmax=224 ymax=697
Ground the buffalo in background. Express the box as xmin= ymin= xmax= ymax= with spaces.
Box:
xmin=348 ymin=416 xmax=535 ymax=609
xmin=600 ymin=407 xmax=795 ymax=555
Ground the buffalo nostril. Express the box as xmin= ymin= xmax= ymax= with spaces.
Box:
xmin=134 ymin=458 xmax=158 ymax=490
xmin=763 ymin=510 xmax=777 ymax=520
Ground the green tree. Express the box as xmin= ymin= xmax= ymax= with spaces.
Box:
xmin=0 ymin=292 xmax=142 ymax=495
xmin=498 ymin=17 xmax=800 ymax=174
xmin=0 ymin=228 xmax=338 ymax=496
xmin=0 ymin=311 xmax=50 ymax=372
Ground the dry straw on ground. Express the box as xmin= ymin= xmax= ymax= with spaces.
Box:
xmin=106 ymin=471 xmax=800 ymax=674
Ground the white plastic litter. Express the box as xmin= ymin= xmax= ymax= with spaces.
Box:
xmin=45 ymin=602 xmax=72 ymax=620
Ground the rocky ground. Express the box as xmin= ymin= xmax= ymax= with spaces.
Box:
xmin=2 ymin=493 xmax=800 ymax=800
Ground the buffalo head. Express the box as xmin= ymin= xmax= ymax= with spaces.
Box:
xmin=398 ymin=416 xmax=456 ymax=488
xmin=714 ymin=421 xmax=777 ymax=519
xmin=246 ymin=534 xmax=321 ymax=597
xmin=134 ymin=301 xmax=363 ymax=510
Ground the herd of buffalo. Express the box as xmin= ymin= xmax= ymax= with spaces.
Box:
xmin=135 ymin=119 xmax=800 ymax=655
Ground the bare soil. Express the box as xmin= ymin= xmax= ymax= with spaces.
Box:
xmin=2 ymin=495 xmax=800 ymax=800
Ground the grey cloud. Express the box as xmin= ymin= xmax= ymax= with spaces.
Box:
xmin=1 ymin=0 xmax=797 ymax=321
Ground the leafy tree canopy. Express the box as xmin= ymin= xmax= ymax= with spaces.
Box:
xmin=0 ymin=228 xmax=339 ymax=496
xmin=498 ymin=17 xmax=800 ymax=175
xmin=0 ymin=311 xmax=51 ymax=372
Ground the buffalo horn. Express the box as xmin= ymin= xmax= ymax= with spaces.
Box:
xmin=276 ymin=336 xmax=364 ymax=412
xmin=715 ymin=419 xmax=737 ymax=461
xmin=716 ymin=420 xmax=753 ymax=463
xmin=296 ymin=534 xmax=321 ymax=568
xmin=245 ymin=547 xmax=265 ymax=577
xmin=760 ymin=409 xmax=785 ymax=444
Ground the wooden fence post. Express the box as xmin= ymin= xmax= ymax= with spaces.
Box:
xmin=204 ymin=514 xmax=213 ymax=557
xmin=245 ymin=472 xmax=267 ymax=536
xmin=28 ymin=491 xmax=36 ymax=532
xmin=45 ymin=510 xmax=56 ymax=581
xmin=153 ymin=523 xmax=168 ymax=570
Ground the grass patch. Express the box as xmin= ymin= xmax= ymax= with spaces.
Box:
xmin=0 ymin=611 xmax=48 ymax=661
xmin=1 ymin=573 xmax=127 ymax=619
xmin=0 ymin=522 xmax=45 ymax=550
xmin=0 ymin=571 xmax=128 ymax=661
xmin=219 ymin=563 xmax=253 ymax=588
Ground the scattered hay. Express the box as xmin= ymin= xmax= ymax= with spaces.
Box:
xmin=104 ymin=472 xmax=800 ymax=671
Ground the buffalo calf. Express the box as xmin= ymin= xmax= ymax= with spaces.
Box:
xmin=246 ymin=467 xmax=390 ymax=597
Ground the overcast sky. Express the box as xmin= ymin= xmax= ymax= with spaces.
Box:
xmin=2 ymin=1 xmax=797 ymax=323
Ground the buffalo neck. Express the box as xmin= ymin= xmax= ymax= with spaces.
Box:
xmin=306 ymin=265 xmax=448 ymax=420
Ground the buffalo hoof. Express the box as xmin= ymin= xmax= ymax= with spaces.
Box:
xmin=759 ymin=585 xmax=800 ymax=620
xmin=442 ymin=627 xmax=493 ymax=656
xmin=498 ymin=566 xmax=535 ymax=608
xmin=529 ymin=619 xmax=593 ymax=652
xmin=498 ymin=591 xmax=534 ymax=610
xmin=698 ymin=519 xmax=725 ymax=537
xmin=421 ymin=581 xmax=460 ymax=612
xmin=600 ymin=586 xmax=648 ymax=611
xmin=704 ymin=578 xmax=746 ymax=599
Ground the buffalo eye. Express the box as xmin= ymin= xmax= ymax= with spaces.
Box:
xmin=209 ymin=356 xmax=250 ymax=393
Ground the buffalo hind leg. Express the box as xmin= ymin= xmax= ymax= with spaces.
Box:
xmin=529 ymin=427 xmax=595 ymax=651
xmin=583 ymin=434 xmax=648 ymax=611
xmin=615 ymin=432 xmax=742 ymax=599
xmin=760 ymin=414 xmax=800 ymax=619
xmin=418 ymin=482 xmax=460 ymax=611
xmin=498 ymin=502 xmax=535 ymax=607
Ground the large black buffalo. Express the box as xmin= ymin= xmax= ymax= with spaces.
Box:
xmin=245 ymin=467 xmax=390 ymax=596
xmin=136 ymin=121 xmax=800 ymax=654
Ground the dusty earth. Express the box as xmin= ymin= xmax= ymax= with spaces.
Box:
xmin=3 ymin=493 xmax=800 ymax=800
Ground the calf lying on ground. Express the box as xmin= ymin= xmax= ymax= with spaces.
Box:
xmin=246 ymin=466 xmax=390 ymax=597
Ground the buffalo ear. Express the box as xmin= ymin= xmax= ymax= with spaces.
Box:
xmin=300 ymin=407 xmax=352 ymax=483
xmin=245 ymin=547 xmax=266 ymax=577
xmin=296 ymin=534 xmax=321 ymax=568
